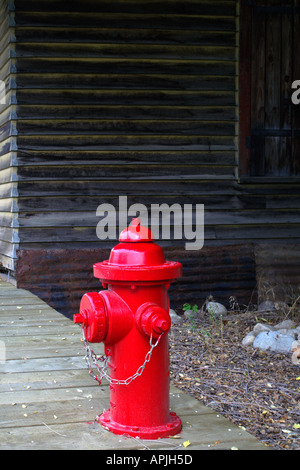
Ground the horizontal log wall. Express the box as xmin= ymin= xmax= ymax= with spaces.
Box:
xmin=13 ymin=0 xmax=238 ymax=250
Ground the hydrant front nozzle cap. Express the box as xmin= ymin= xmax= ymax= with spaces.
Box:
xmin=74 ymin=313 xmax=85 ymax=324
xmin=119 ymin=217 xmax=155 ymax=242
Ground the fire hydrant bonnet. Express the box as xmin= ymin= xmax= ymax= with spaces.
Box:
xmin=94 ymin=218 xmax=182 ymax=283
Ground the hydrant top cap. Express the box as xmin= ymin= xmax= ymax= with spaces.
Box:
xmin=93 ymin=217 xmax=182 ymax=281
xmin=119 ymin=218 xmax=154 ymax=243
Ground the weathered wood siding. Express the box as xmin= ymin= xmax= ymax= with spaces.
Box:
xmin=0 ymin=0 xmax=18 ymax=271
xmin=13 ymin=0 xmax=238 ymax=250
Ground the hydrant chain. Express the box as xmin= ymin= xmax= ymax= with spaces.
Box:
xmin=81 ymin=327 xmax=162 ymax=386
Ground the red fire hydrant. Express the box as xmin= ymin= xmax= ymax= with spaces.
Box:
xmin=74 ymin=218 xmax=182 ymax=439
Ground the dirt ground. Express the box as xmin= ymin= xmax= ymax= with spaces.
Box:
xmin=169 ymin=308 xmax=300 ymax=450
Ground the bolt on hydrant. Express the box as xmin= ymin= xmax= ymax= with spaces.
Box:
xmin=73 ymin=218 xmax=182 ymax=439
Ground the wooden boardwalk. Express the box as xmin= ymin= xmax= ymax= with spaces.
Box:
xmin=0 ymin=279 xmax=267 ymax=450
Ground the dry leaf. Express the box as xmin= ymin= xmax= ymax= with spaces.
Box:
xmin=183 ymin=440 xmax=191 ymax=448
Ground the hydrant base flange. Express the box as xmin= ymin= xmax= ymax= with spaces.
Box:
xmin=98 ymin=410 xmax=182 ymax=440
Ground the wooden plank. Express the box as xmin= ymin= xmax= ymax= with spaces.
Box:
xmin=0 ymin=43 xmax=11 ymax=71
xmin=16 ymin=105 xmax=237 ymax=121
xmin=17 ymin=223 xmax=300 ymax=245
xmin=15 ymin=27 xmax=236 ymax=47
xmin=0 ymin=251 xmax=16 ymax=270
xmin=16 ymin=73 xmax=236 ymax=91
xmin=0 ymin=226 xmax=19 ymax=244
xmin=0 ymin=384 xmax=103 ymax=405
xmin=16 ymin=134 xmax=236 ymax=152
xmin=0 ymin=368 xmax=101 ymax=391
xmin=14 ymin=0 xmax=237 ymax=16
xmin=16 ymin=177 xmax=238 ymax=199
xmin=0 ymin=321 xmax=79 ymax=336
xmin=0 ymin=395 xmax=105 ymax=428
xmin=0 ymin=212 xmax=15 ymax=228
xmin=16 ymin=89 xmax=236 ymax=106
xmin=15 ymin=11 xmax=236 ymax=31
xmin=16 ymin=119 xmax=236 ymax=137
xmin=214 ymin=224 xmax=300 ymax=240
xmin=16 ymin=42 xmax=236 ymax=61
xmin=18 ymin=193 xmax=257 ymax=213
xmin=0 ymin=303 xmax=57 ymax=311
xmin=16 ymin=179 xmax=231 ymax=197
xmin=0 ymin=287 xmax=43 ymax=296
xmin=15 ymin=57 xmax=236 ymax=76
xmin=15 ymin=149 xmax=236 ymax=166
xmin=16 ymin=164 xmax=236 ymax=182
xmin=1 ymin=356 xmax=86 ymax=374
xmin=1 ymin=314 xmax=73 ymax=325
xmin=0 ymin=122 xmax=15 ymax=142
xmin=3 ymin=330 xmax=80 ymax=343
xmin=0 ymin=295 xmax=54 ymax=305
xmin=15 ymin=208 xmax=300 ymax=229
xmin=5 ymin=345 xmax=85 ymax=361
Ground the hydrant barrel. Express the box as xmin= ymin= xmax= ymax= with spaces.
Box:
xmin=74 ymin=218 xmax=182 ymax=439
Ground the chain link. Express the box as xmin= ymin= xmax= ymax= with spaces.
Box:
xmin=80 ymin=328 xmax=162 ymax=386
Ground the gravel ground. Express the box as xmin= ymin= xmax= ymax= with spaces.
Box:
xmin=169 ymin=310 xmax=300 ymax=450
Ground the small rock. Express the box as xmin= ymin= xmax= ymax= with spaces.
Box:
xmin=291 ymin=346 xmax=300 ymax=365
xmin=253 ymin=323 xmax=275 ymax=335
xmin=253 ymin=330 xmax=295 ymax=354
xmin=183 ymin=309 xmax=199 ymax=320
xmin=206 ymin=301 xmax=227 ymax=317
xmin=277 ymin=328 xmax=298 ymax=339
xmin=169 ymin=309 xmax=182 ymax=324
xmin=274 ymin=319 xmax=296 ymax=330
xmin=274 ymin=301 xmax=289 ymax=314
xmin=257 ymin=301 xmax=276 ymax=313
xmin=242 ymin=332 xmax=256 ymax=347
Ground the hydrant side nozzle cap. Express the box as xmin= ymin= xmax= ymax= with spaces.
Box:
xmin=119 ymin=217 xmax=155 ymax=242
xmin=74 ymin=313 xmax=85 ymax=325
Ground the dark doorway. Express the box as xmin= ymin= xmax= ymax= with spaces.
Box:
xmin=240 ymin=0 xmax=300 ymax=177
